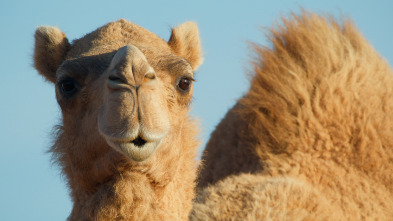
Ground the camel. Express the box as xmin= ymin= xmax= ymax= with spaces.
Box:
xmin=191 ymin=12 xmax=393 ymax=220
xmin=34 ymin=19 xmax=202 ymax=220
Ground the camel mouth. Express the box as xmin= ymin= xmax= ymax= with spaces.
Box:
xmin=105 ymin=136 xmax=161 ymax=162
xmin=131 ymin=136 xmax=147 ymax=147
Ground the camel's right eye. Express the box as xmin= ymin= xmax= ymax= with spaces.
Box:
xmin=58 ymin=78 xmax=78 ymax=96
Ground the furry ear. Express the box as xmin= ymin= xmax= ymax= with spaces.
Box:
xmin=168 ymin=22 xmax=203 ymax=71
xmin=34 ymin=26 xmax=70 ymax=83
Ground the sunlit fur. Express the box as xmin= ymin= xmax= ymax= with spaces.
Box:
xmin=34 ymin=20 xmax=202 ymax=220
xmin=193 ymin=12 xmax=393 ymax=220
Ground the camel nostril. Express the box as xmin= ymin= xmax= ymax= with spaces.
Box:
xmin=108 ymin=75 xmax=126 ymax=84
xmin=144 ymin=72 xmax=156 ymax=80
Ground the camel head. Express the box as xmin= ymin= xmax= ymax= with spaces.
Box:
xmin=34 ymin=20 xmax=202 ymax=162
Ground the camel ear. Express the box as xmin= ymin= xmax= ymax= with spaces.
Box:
xmin=168 ymin=22 xmax=203 ymax=71
xmin=34 ymin=26 xmax=70 ymax=83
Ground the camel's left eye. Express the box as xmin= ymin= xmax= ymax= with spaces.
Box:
xmin=177 ymin=77 xmax=193 ymax=92
xmin=58 ymin=78 xmax=78 ymax=96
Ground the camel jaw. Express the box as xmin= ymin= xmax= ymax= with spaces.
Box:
xmin=106 ymin=137 xmax=161 ymax=162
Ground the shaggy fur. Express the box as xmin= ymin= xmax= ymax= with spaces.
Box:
xmin=34 ymin=20 xmax=202 ymax=220
xmin=194 ymin=12 xmax=393 ymax=220
xmin=191 ymin=174 xmax=340 ymax=220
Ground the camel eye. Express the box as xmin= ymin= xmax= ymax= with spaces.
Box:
xmin=58 ymin=78 xmax=78 ymax=96
xmin=177 ymin=77 xmax=193 ymax=91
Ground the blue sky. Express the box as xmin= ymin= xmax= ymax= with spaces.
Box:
xmin=1 ymin=0 xmax=392 ymax=220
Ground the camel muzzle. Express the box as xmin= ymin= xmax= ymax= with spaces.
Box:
xmin=98 ymin=45 xmax=170 ymax=161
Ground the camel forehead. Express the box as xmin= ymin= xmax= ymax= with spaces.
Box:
xmin=67 ymin=19 xmax=172 ymax=59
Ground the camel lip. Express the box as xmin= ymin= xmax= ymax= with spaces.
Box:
xmin=108 ymin=136 xmax=159 ymax=148
xmin=102 ymin=133 xmax=159 ymax=146
xmin=98 ymin=128 xmax=166 ymax=161
xmin=105 ymin=136 xmax=161 ymax=162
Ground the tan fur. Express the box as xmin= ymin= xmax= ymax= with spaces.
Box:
xmin=168 ymin=22 xmax=203 ymax=70
xmin=191 ymin=174 xmax=340 ymax=220
xmin=194 ymin=12 xmax=393 ymax=220
xmin=34 ymin=20 xmax=202 ymax=220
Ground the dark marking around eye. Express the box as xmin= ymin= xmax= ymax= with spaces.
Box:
xmin=58 ymin=78 xmax=78 ymax=97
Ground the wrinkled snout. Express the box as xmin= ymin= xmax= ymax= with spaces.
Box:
xmin=107 ymin=45 xmax=156 ymax=87
xmin=98 ymin=45 xmax=170 ymax=162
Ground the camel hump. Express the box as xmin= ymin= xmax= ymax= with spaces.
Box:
xmin=196 ymin=12 xmax=393 ymax=219
xmin=240 ymin=11 xmax=393 ymax=161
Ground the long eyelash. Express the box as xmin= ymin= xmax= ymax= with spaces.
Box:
xmin=180 ymin=75 xmax=195 ymax=82
xmin=184 ymin=76 xmax=195 ymax=82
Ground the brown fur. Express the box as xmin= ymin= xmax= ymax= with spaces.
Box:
xmin=194 ymin=12 xmax=393 ymax=220
xmin=34 ymin=26 xmax=70 ymax=83
xmin=34 ymin=20 xmax=202 ymax=220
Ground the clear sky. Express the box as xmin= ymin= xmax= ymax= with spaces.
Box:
xmin=0 ymin=0 xmax=392 ymax=220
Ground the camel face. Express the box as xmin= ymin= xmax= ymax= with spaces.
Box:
xmin=34 ymin=20 xmax=202 ymax=162
xmin=96 ymin=45 xmax=168 ymax=161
